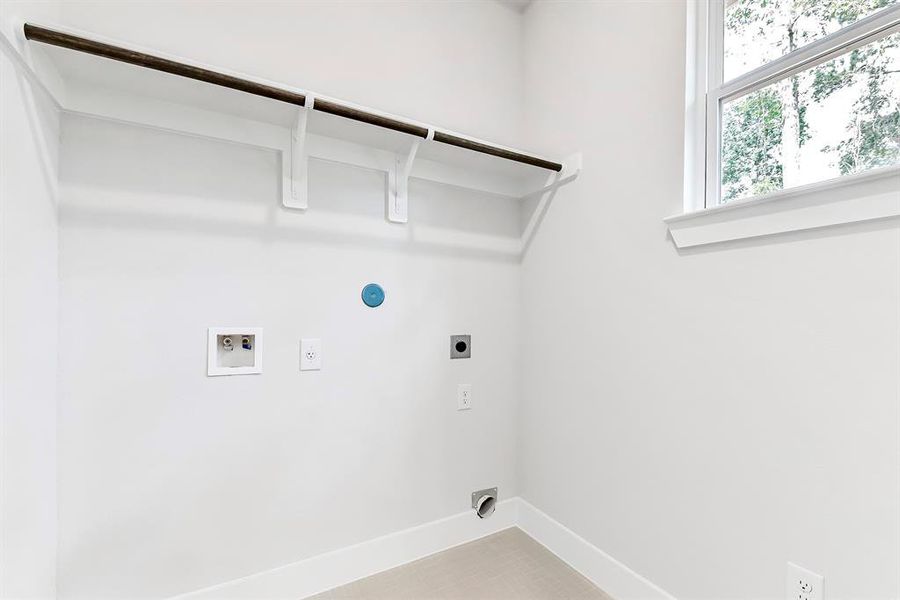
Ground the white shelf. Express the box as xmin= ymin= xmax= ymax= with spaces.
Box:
xmin=16 ymin=23 xmax=581 ymax=220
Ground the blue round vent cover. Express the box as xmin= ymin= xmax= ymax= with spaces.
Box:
xmin=361 ymin=283 xmax=385 ymax=308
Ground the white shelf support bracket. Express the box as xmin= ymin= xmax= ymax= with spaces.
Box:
xmin=519 ymin=153 xmax=583 ymax=255
xmin=284 ymin=95 xmax=314 ymax=210
xmin=387 ymin=128 xmax=432 ymax=223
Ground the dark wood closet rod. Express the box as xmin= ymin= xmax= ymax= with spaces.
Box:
xmin=23 ymin=23 xmax=564 ymax=172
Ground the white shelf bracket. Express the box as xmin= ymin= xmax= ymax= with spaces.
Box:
xmin=284 ymin=95 xmax=314 ymax=210
xmin=387 ymin=128 xmax=432 ymax=223
xmin=519 ymin=153 xmax=583 ymax=255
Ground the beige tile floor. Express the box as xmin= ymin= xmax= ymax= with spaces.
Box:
xmin=307 ymin=527 xmax=613 ymax=600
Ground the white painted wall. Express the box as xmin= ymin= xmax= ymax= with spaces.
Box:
xmin=51 ymin=2 xmax=525 ymax=597
xmin=0 ymin=2 xmax=60 ymax=597
xmin=519 ymin=2 xmax=900 ymax=599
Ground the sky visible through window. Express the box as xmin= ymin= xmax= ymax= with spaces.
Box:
xmin=720 ymin=0 xmax=899 ymax=203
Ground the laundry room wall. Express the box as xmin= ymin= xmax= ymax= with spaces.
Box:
xmin=518 ymin=2 xmax=900 ymax=598
xmin=0 ymin=1 xmax=61 ymax=597
xmin=49 ymin=2 xmax=529 ymax=597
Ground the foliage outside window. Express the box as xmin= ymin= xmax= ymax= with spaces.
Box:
xmin=709 ymin=0 xmax=900 ymax=205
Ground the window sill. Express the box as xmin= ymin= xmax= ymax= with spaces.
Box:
xmin=665 ymin=167 xmax=900 ymax=248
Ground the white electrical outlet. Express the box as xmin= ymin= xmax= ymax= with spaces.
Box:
xmin=457 ymin=384 xmax=472 ymax=410
xmin=787 ymin=563 xmax=823 ymax=600
xmin=300 ymin=338 xmax=322 ymax=371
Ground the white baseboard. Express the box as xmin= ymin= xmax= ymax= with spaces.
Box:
xmin=517 ymin=498 xmax=676 ymax=600
xmin=169 ymin=498 xmax=520 ymax=600
xmin=170 ymin=497 xmax=675 ymax=600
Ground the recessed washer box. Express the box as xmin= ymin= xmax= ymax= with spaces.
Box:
xmin=207 ymin=327 xmax=263 ymax=376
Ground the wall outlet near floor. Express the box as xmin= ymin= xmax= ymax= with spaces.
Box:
xmin=787 ymin=562 xmax=823 ymax=600
xmin=457 ymin=384 xmax=472 ymax=410
xmin=300 ymin=338 xmax=322 ymax=371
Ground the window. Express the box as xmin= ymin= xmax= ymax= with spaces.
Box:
xmin=698 ymin=0 xmax=900 ymax=207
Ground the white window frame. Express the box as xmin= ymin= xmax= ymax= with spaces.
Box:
xmin=685 ymin=0 xmax=900 ymax=213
